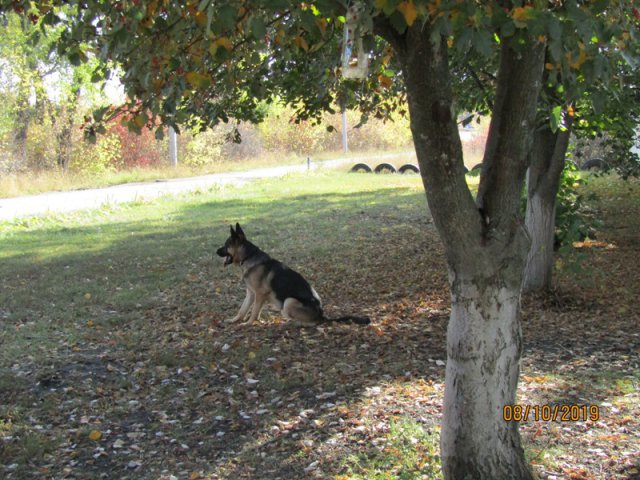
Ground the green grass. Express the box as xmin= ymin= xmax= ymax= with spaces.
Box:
xmin=340 ymin=417 xmax=442 ymax=480
xmin=0 ymin=171 xmax=426 ymax=365
xmin=0 ymin=170 xmax=435 ymax=478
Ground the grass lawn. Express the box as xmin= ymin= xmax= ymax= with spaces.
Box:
xmin=0 ymin=171 xmax=638 ymax=479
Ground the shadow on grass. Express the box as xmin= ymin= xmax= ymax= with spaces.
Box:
xmin=1 ymin=180 xmax=637 ymax=479
xmin=1 ymin=184 xmax=449 ymax=477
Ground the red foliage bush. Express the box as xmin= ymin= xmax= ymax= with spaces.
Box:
xmin=107 ymin=122 xmax=165 ymax=169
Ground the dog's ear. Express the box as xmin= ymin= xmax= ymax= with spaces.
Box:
xmin=230 ymin=224 xmax=236 ymax=238
xmin=235 ymin=223 xmax=245 ymax=240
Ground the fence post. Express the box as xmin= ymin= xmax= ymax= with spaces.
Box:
xmin=169 ymin=126 xmax=178 ymax=167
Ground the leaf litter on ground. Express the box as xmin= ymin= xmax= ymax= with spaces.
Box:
xmin=0 ymin=173 xmax=638 ymax=479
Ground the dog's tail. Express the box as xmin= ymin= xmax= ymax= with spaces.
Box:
xmin=323 ymin=315 xmax=371 ymax=325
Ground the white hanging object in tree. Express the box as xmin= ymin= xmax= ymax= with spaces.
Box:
xmin=341 ymin=2 xmax=368 ymax=79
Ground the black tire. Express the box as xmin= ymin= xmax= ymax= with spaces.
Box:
xmin=399 ymin=164 xmax=420 ymax=174
xmin=374 ymin=162 xmax=397 ymax=173
xmin=580 ymin=158 xmax=609 ymax=171
xmin=350 ymin=163 xmax=372 ymax=173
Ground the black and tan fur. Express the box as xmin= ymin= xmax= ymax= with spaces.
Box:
xmin=216 ymin=223 xmax=370 ymax=327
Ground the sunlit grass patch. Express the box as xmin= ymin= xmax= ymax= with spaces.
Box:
xmin=339 ymin=417 xmax=442 ymax=480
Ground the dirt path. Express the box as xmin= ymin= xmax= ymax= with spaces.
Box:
xmin=0 ymin=153 xmax=412 ymax=221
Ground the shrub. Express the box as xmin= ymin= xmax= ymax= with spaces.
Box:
xmin=109 ymin=123 xmax=166 ymax=168
xmin=554 ymin=161 xmax=598 ymax=249
xmin=71 ymin=131 xmax=122 ymax=175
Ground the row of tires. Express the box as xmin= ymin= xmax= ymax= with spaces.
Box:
xmin=350 ymin=162 xmax=420 ymax=174
xmin=350 ymin=163 xmax=482 ymax=174
xmin=351 ymin=158 xmax=609 ymax=174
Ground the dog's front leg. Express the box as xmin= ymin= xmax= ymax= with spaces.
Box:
xmin=243 ymin=294 xmax=266 ymax=325
xmin=226 ymin=288 xmax=254 ymax=323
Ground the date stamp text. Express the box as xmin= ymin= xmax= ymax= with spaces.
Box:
xmin=503 ymin=404 xmax=600 ymax=422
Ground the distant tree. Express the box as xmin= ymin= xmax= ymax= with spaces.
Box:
xmin=523 ymin=10 xmax=640 ymax=292
xmin=0 ymin=11 xmax=105 ymax=171
xmin=3 ymin=2 xmax=637 ymax=478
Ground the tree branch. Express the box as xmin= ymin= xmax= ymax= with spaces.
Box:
xmin=477 ymin=38 xmax=546 ymax=236
xmin=372 ymin=16 xmax=407 ymax=59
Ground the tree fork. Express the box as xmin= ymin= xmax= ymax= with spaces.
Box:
xmin=385 ymin=21 xmax=545 ymax=478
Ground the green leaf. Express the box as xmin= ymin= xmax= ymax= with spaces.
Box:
xmin=248 ymin=16 xmax=266 ymax=41
xmin=472 ymin=29 xmax=494 ymax=57
xmin=92 ymin=106 xmax=110 ymax=122
xmin=389 ymin=11 xmax=408 ymax=34
xmin=550 ymin=105 xmax=563 ymax=132
xmin=216 ymin=5 xmax=236 ymax=31
xmin=500 ymin=20 xmax=516 ymax=38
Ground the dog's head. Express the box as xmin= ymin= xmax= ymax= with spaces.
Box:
xmin=216 ymin=223 xmax=246 ymax=267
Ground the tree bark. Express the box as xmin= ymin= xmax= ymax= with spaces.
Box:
xmin=13 ymin=100 xmax=30 ymax=170
xmin=443 ymin=280 xmax=531 ymax=479
xmin=523 ymin=125 xmax=571 ymax=292
xmin=376 ymin=19 xmax=545 ymax=479
xmin=57 ymin=87 xmax=81 ymax=172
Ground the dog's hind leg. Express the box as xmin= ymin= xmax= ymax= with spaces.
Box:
xmin=282 ymin=298 xmax=323 ymax=328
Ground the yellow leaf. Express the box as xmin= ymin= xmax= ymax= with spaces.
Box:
xmin=84 ymin=292 xmax=91 ymax=300
xmin=398 ymin=1 xmax=418 ymax=27
xmin=194 ymin=10 xmax=206 ymax=26
xmin=545 ymin=62 xmax=556 ymax=70
xmin=152 ymin=78 xmax=164 ymax=92
xmin=427 ymin=0 xmax=441 ymax=17
xmin=316 ymin=18 xmax=327 ymax=34
xmin=511 ymin=6 xmax=533 ymax=25
xmin=185 ymin=71 xmax=211 ymax=88
xmin=86 ymin=320 xmax=94 ymax=327
xmin=216 ymin=37 xmax=233 ymax=51
xmin=209 ymin=37 xmax=233 ymax=56
xmin=567 ymin=104 xmax=575 ymax=117
xmin=568 ymin=42 xmax=586 ymax=70
xmin=133 ymin=114 xmax=147 ymax=129
xmin=294 ymin=35 xmax=309 ymax=52
xmin=248 ymin=351 xmax=257 ymax=359
xmin=378 ymin=74 xmax=393 ymax=89
xmin=89 ymin=430 xmax=102 ymax=441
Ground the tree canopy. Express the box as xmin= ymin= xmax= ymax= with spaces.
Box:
xmin=3 ymin=1 xmax=637 ymax=140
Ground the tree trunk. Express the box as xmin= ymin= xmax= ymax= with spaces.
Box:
xmin=13 ymin=101 xmax=30 ymax=170
xmin=57 ymin=88 xmax=81 ymax=172
xmin=524 ymin=188 xmax=556 ymax=289
xmin=523 ymin=125 xmax=571 ymax=292
xmin=443 ymin=279 xmax=531 ymax=479
xmin=375 ymin=18 xmax=545 ymax=478
xmin=57 ymin=119 xmax=73 ymax=171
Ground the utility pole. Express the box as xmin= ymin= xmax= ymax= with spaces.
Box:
xmin=169 ymin=126 xmax=178 ymax=167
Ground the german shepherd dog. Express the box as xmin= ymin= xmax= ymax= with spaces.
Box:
xmin=216 ymin=224 xmax=370 ymax=327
